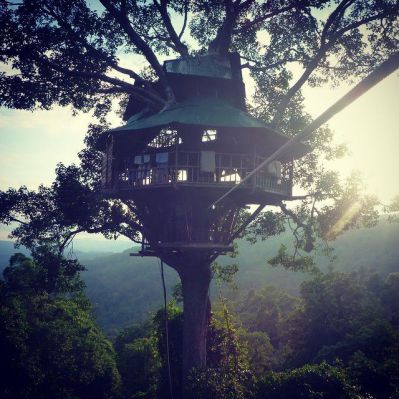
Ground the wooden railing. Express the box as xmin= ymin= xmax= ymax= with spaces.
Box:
xmin=108 ymin=151 xmax=292 ymax=196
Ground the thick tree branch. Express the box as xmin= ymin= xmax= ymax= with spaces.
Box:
xmin=271 ymin=1 xmax=348 ymax=127
xmin=8 ymin=216 xmax=29 ymax=226
xmin=334 ymin=8 xmax=399 ymax=39
xmin=153 ymin=0 xmax=189 ymax=57
xmin=271 ymin=47 xmax=328 ymax=127
xmin=59 ymin=228 xmax=85 ymax=253
xmin=95 ymin=87 xmax=129 ymax=94
xmin=241 ymin=49 xmax=303 ymax=71
xmin=280 ymin=202 xmax=314 ymax=252
xmin=0 ymin=48 xmax=121 ymax=93
xmin=233 ymin=3 xmax=297 ymax=34
xmin=279 ymin=202 xmax=308 ymax=230
xmin=1 ymin=40 xmax=165 ymax=108
xmin=178 ymin=0 xmax=189 ymax=40
xmin=59 ymin=220 xmax=143 ymax=253
xmin=33 ymin=53 xmax=166 ymax=107
xmin=40 ymin=1 xmax=147 ymax=85
xmin=321 ymin=0 xmax=355 ymax=45
xmin=99 ymin=0 xmax=175 ymax=104
xmin=208 ymin=0 xmax=238 ymax=55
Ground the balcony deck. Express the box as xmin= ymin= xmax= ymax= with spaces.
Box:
xmin=103 ymin=151 xmax=292 ymax=198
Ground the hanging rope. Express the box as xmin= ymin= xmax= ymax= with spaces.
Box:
xmin=160 ymin=259 xmax=174 ymax=399
xmin=209 ymin=51 xmax=399 ymax=209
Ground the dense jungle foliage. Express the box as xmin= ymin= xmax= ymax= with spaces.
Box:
xmin=1 ymin=221 xmax=398 ymax=399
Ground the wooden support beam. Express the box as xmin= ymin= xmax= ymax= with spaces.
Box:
xmin=228 ymin=204 xmax=266 ymax=244
xmin=157 ymin=242 xmax=234 ymax=251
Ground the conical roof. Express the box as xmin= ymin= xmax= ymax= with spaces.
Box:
xmin=101 ymin=97 xmax=274 ymax=136
xmin=112 ymin=97 xmax=272 ymax=131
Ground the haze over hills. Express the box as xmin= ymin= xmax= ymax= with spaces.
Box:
xmin=1 ymin=219 xmax=398 ymax=335
xmin=0 ymin=236 xmax=134 ymax=270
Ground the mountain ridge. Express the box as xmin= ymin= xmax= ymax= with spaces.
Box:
xmin=1 ymin=219 xmax=398 ymax=335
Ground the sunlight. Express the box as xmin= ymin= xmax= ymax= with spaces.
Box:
xmin=326 ymin=200 xmax=363 ymax=240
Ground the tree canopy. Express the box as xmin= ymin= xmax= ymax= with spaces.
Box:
xmin=1 ymin=0 xmax=398 ymax=113
xmin=0 ymin=248 xmax=121 ymax=399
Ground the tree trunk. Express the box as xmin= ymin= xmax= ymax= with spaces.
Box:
xmin=177 ymin=258 xmax=212 ymax=382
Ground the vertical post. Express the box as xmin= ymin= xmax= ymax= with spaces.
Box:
xmin=252 ymin=142 xmax=257 ymax=189
xmin=175 ymin=131 xmax=179 ymax=181
xmin=289 ymin=158 xmax=294 ymax=197
xmin=108 ymin=135 xmax=114 ymax=188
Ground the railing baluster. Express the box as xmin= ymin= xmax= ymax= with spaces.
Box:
xmin=115 ymin=151 xmax=291 ymax=195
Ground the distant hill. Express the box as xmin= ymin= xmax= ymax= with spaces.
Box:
xmin=81 ymin=220 xmax=399 ymax=334
xmin=232 ymin=219 xmax=399 ymax=294
xmin=68 ymin=237 xmax=133 ymax=254
xmin=327 ymin=220 xmax=399 ymax=274
xmin=0 ymin=237 xmax=134 ymax=272
xmin=1 ymin=220 xmax=398 ymax=335
xmin=82 ymin=251 xmax=179 ymax=336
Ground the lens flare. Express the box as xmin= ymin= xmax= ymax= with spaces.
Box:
xmin=326 ymin=200 xmax=362 ymax=240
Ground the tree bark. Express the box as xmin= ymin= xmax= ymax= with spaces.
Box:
xmin=175 ymin=257 xmax=212 ymax=382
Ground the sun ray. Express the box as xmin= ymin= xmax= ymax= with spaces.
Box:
xmin=326 ymin=201 xmax=362 ymax=240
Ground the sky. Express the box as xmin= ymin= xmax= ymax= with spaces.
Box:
xmin=301 ymin=71 xmax=399 ymax=203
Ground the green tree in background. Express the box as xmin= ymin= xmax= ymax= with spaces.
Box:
xmin=234 ymin=286 xmax=300 ymax=373
xmin=111 ymin=266 xmax=399 ymax=398
xmin=115 ymin=324 xmax=159 ymax=399
xmin=184 ymin=298 xmax=255 ymax=399
xmin=228 ymin=270 xmax=399 ymax=398
xmin=287 ymin=272 xmax=395 ymax=365
xmin=114 ymin=300 xmax=255 ymax=399
xmin=0 ymin=249 xmax=121 ymax=399
xmin=255 ymin=362 xmax=359 ymax=399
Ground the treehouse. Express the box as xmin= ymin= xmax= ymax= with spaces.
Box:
xmin=96 ymin=53 xmax=309 ymax=257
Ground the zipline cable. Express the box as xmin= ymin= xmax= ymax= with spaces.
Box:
xmin=209 ymin=51 xmax=399 ymax=209
xmin=160 ymin=259 xmax=174 ymax=399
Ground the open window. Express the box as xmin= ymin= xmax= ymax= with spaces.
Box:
xmin=148 ymin=128 xmax=182 ymax=148
xmin=201 ymin=129 xmax=217 ymax=142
